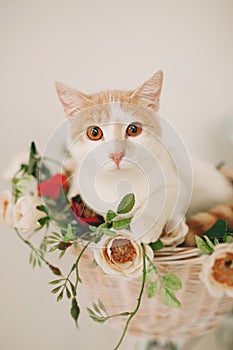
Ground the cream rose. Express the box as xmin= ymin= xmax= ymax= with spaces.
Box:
xmin=200 ymin=243 xmax=233 ymax=298
xmin=160 ymin=219 xmax=188 ymax=247
xmin=16 ymin=175 xmax=38 ymax=196
xmin=93 ymin=234 xmax=154 ymax=279
xmin=0 ymin=190 xmax=14 ymax=226
xmin=13 ymin=196 xmax=47 ymax=233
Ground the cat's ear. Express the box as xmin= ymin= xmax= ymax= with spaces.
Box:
xmin=131 ymin=71 xmax=163 ymax=110
xmin=55 ymin=82 xmax=90 ymax=117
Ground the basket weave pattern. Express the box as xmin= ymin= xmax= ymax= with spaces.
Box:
xmin=80 ymin=247 xmax=233 ymax=339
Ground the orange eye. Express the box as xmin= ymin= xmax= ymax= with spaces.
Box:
xmin=87 ymin=126 xmax=103 ymax=140
xmin=126 ymin=123 xmax=142 ymax=137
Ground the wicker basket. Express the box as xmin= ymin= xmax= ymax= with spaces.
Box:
xmin=79 ymin=246 xmax=233 ymax=340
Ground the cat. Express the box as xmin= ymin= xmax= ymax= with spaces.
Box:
xmin=55 ymin=71 xmax=233 ymax=245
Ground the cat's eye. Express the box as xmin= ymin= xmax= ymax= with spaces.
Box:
xmin=126 ymin=123 xmax=142 ymax=137
xmin=86 ymin=126 xmax=103 ymax=140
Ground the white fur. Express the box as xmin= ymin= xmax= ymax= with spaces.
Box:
xmin=57 ymin=75 xmax=233 ymax=244
xmin=187 ymin=160 xmax=233 ymax=215
xmin=68 ymin=104 xmax=233 ymax=244
xmin=69 ymin=104 xmax=186 ymax=243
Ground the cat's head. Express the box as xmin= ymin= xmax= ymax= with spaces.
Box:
xmin=55 ymin=71 xmax=163 ymax=171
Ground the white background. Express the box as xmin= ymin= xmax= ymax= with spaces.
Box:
xmin=0 ymin=0 xmax=233 ymax=349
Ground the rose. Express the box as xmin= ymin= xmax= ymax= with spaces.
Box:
xmin=200 ymin=243 xmax=233 ymax=298
xmin=71 ymin=195 xmax=104 ymax=227
xmin=160 ymin=219 xmax=188 ymax=247
xmin=38 ymin=173 xmax=68 ymax=199
xmin=13 ymin=196 xmax=47 ymax=233
xmin=16 ymin=175 xmax=38 ymax=196
xmin=93 ymin=234 xmax=154 ymax=279
xmin=0 ymin=191 xmax=14 ymax=226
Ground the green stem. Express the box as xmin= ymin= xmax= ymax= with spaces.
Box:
xmin=62 ymin=236 xmax=98 ymax=297
xmin=145 ymin=254 xmax=162 ymax=283
xmin=113 ymin=243 xmax=147 ymax=350
xmin=74 ymin=237 xmax=97 ymax=290
xmin=15 ymin=228 xmax=51 ymax=267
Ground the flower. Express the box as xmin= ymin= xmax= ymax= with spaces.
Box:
xmin=16 ymin=175 xmax=38 ymax=196
xmin=38 ymin=173 xmax=68 ymax=199
xmin=160 ymin=219 xmax=188 ymax=247
xmin=200 ymin=243 xmax=233 ymax=298
xmin=13 ymin=196 xmax=47 ymax=233
xmin=3 ymin=151 xmax=29 ymax=181
xmin=71 ymin=195 xmax=104 ymax=227
xmin=93 ymin=234 xmax=154 ymax=279
xmin=0 ymin=191 xmax=14 ymax=226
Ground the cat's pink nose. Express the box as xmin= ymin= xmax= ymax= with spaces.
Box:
xmin=109 ymin=152 xmax=125 ymax=167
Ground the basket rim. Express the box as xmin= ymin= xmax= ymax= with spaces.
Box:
xmin=154 ymin=247 xmax=204 ymax=264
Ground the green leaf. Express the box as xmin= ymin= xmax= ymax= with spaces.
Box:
xmin=203 ymin=235 xmax=215 ymax=251
xmin=37 ymin=258 xmax=42 ymax=268
xmin=224 ymin=235 xmax=233 ymax=243
xmin=160 ymin=288 xmax=182 ymax=308
xmin=87 ymin=307 xmax=96 ymax=317
xmin=32 ymin=257 xmax=36 ymax=268
xmin=149 ymin=239 xmax=164 ymax=252
xmin=112 ymin=217 xmax=132 ymax=230
xmin=87 ymin=309 xmax=108 ymax=323
xmin=106 ymin=210 xmax=117 ymax=222
xmin=57 ymin=290 xmax=64 ymax=302
xmin=50 ymin=232 xmax=63 ymax=239
xmin=195 ymin=236 xmax=213 ymax=254
xmin=98 ymin=299 xmax=108 ymax=315
xmin=101 ymin=228 xmax=117 ymax=237
xmin=204 ymin=219 xmax=228 ymax=239
xmin=145 ymin=267 xmax=155 ymax=283
xmin=49 ymin=245 xmax=58 ymax=253
xmin=29 ymin=252 xmax=33 ymax=265
xmin=27 ymin=142 xmax=40 ymax=177
xmin=89 ymin=225 xmax=97 ymax=232
xmin=69 ymin=281 xmax=77 ymax=297
xmin=146 ymin=280 xmax=160 ymax=298
xmin=66 ymin=287 xmax=71 ymax=299
xmin=162 ymin=273 xmax=182 ymax=291
xmin=49 ymin=279 xmax=64 ymax=285
xmin=59 ymin=250 xmax=66 ymax=259
xmin=93 ymin=302 xmax=101 ymax=315
xmin=63 ymin=224 xmax=73 ymax=242
xmin=30 ymin=141 xmax=37 ymax=156
xmin=117 ymin=193 xmax=135 ymax=214
xmin=38 ymin=217 xmax=50 ymax=226
xmin=36 ymin=205 xmax=48 ymax=214
xmin=70 ymin=298 xmax=80 ymax=327
xmin=51 ymin=285 xmax=63 ymax=294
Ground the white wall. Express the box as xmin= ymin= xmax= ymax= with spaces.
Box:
xmin=0 ymin=1 xmax=233 ymax=349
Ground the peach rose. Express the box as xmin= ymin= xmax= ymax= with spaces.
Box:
xmin=93 ymin=234 xmax=154 ymax=279
xmin=200 ymin=243 xmax=233 ymax=298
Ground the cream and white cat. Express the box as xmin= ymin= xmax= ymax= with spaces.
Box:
xmin=55 ymin=71 xmax=233 ymax=245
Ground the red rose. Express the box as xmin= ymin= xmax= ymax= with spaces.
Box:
xmin=71 ymin=197 xmax=104 ymax=227
xmin=38 ymin=174 xmax=68 ymax=199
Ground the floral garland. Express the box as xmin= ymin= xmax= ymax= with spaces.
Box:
xmin=0 ymin=142 xmax=233 ymax=349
